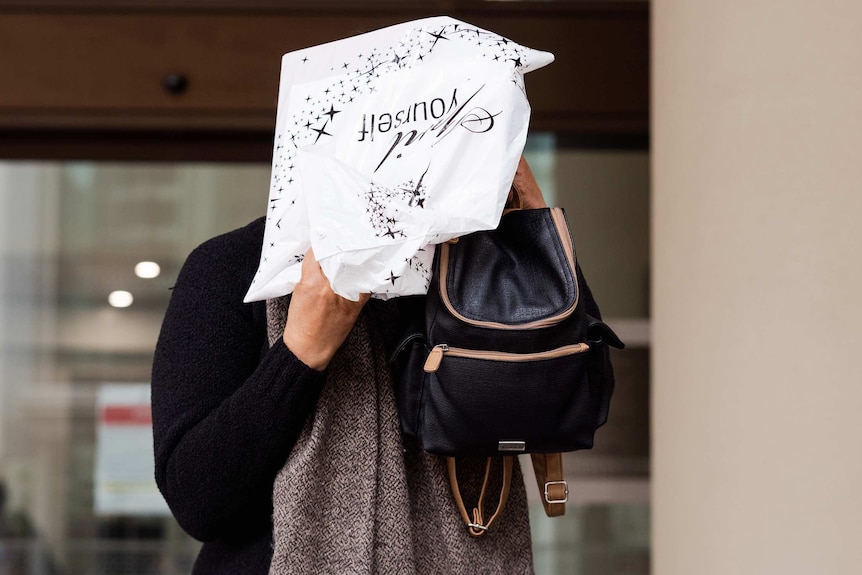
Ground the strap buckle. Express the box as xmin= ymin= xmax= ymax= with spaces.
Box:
xmin=544 ymin=480 xmax=569 ymax=504
xmin=467 ymin=523 xmax=489 ymax=532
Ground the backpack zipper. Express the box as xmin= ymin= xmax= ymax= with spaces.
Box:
xmin=438 ymin=208 xmax=579 ymax=330
xmin=423 ymin=342 xmax=590 ymax=373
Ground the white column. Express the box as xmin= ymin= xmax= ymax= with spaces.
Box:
xmin=653 ymin=1 xmax=862 ymax=574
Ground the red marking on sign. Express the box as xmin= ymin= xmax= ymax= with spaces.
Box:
xmin=101 ymin=405 xmax=152 ymax=425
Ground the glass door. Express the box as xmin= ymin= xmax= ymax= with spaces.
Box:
xmin=0 ymin=135 xmax=649 ymax=574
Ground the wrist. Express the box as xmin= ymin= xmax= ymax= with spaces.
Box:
xmin=283 ymin=332 xmax=331 ymax=372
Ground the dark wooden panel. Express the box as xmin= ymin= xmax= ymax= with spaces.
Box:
xmin=0 ymin=128 xmax=648 ymax=163
xmin=0 ymin=8 xmax=647 ymax=137
xmin=0 ymin=14 xmax=397 ymax=111
xmin=0 ymin=129 xmax=274 ymax=161
xmin=0 ymin=1 xmax=646 ymax=14
xmin=466 ymin=14 xmax=649 ymax=133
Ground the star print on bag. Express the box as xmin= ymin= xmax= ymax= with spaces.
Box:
xmin=245 ymin=16 xmax=553 ymax=303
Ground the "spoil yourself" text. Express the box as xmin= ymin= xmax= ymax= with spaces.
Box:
xmin=359 ymin=85 xmax=500 ymax=173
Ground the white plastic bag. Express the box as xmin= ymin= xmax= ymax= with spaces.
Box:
xmin=244 ymin=16 xmax=553 ymax=302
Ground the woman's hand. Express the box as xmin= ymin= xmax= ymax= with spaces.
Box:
xmin=283 ymin=248 xmax=370 ymax=371
xmin=508 ymin=156 xmax=548 ymax=209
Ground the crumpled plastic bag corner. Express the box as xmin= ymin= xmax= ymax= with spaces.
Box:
xmin=244 ymin=16 xmax=553 ymax=303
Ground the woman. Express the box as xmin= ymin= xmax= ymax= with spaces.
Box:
xmin=151 ymin=159 xmax=546 ymax=574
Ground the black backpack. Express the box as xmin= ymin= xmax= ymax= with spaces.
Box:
xmin=389 ymin=206 xmax=624 ymax=536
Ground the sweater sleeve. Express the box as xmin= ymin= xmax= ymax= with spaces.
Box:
xmin=151 ymin=233 xmax=326 ymax=543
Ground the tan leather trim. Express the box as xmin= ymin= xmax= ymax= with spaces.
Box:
xmin=444 ymin=342 xmax=588 ymax=361
xmin=424 ymin=342 xmax=589 ymax=373
xmin=446 ymin=457 xmax=475 ymax=530
xmin=447 ymin=457 xmax=514 ymax=538
xmin=550 ymin=208 xmax=577 ymax=280
xmin=423 ymin=344 xmax=447 ymax=372
xmin=437 ymin=207 xmax=579 ymax=330
xmin=531 ymin=452 xmax=567 ymax=517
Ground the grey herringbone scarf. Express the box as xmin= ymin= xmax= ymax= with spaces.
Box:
xmin=266 ymin=297 xmax=534 ymax=575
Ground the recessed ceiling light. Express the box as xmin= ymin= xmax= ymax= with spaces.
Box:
xmin=108 ymin=290 xmax=134 ymax=308
xmin=135 ymin=261 xmax=161 ymax=279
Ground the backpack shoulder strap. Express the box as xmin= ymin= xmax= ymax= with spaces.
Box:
xmin=446 ymin=456 xmax=514 ymax=537
xmin=531 ymin=452 xmax=568 ymax=517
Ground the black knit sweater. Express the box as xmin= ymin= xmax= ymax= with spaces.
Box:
xmin=151 ymin=217 xmax=326 ymax=574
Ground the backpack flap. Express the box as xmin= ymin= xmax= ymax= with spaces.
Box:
xmin=437 ymin=208 xmax=580 ymax=339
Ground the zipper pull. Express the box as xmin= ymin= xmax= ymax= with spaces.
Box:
xmin=424 ymin=344 xmax=449 ymax=373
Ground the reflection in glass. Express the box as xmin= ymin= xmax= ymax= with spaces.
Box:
xmin=0 ymin=144 xmax=648 ymax=573
xmin=0 ymin=162 xmax=268 ymax=574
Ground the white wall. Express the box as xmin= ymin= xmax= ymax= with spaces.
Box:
xmin=653 ymin=1 xmax=862 ymax=573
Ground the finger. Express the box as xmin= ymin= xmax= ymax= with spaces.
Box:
xmin=513 ymin=156 xmax=537 ymax=189
xmin=512 ymin=156 xmax=547 ymax=209
xmin=300 ymin=247 xmax=322 ymax=280
xmin=303 ymin=246 xmax=316 ymax=265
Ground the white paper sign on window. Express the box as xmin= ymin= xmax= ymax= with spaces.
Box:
xmin=94 ymin=384 xmax=169 ymax=516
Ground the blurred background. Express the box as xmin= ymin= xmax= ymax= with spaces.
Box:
xmin=3 ymin=1 xmax=861 ymax=575
xmin=0 ymin=2 xmax=650 ymax=574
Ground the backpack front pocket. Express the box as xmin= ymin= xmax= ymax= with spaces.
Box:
xmin=418 ymin=343 xmax=599 ymax=457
